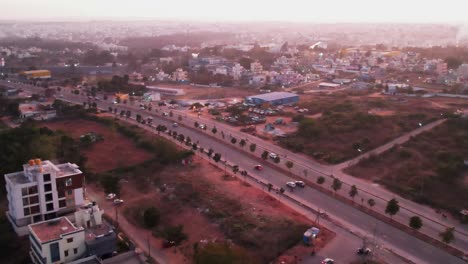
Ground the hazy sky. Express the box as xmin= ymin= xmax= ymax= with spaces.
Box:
xmin=2 ymin=0 xmax=467 ymax=23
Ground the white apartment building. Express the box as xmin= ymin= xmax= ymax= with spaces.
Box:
xmin=230 ymin=63 xmax=244 ymax=80
xmin=250 ymin=62 xmax=263 ymax=75
xmin=5 ymin=159 xmax=85 ymax=235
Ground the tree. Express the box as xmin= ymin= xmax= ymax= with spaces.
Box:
xmin=232 ymin=165 xmax=239 ymax=174
xmin=409 ymin=216 xmax=423 ymax=230
xmin=126 ymin=110 xmax=131 ymax=118
xmin=239 ymin=139 xmax=246 ymax=148
xmin=261 ymin=151 xmax=269 ymax=160
xmin=349 ymin=185 xmax=358 ymax=201
xmin=143 ymin=207 xmax=160 ymax=228
xmin=285 ymin=161 xmax=294 ymax=171
xmin=207 ymin=148 xmax=214 ymax=157
xmin=331 ymin=178 xmax=342 ymax=194
xmin=120 ymin=110 xmax=125 ymax=117
xmin=231 ymin=137 xmax=237 ymax=144
xmin=213 ymin=153 xmax=222 ymax=163
xmin=160 ymin=225 xmax=188 ymax=246
xmin=178 ymin=115 xmax=183 ymax=121
xmin=211 ymin=127 xmax=217 ymax=134
xmin=192 ymin=143 xmax=198 ymax=151
xmin=444 ymin=57 xmax=462 ymax=70
xmin=439 ymin=227 xmax=455 ymax=244
xmin=100 ymin=174 xmax=120 ymax=196
xmin=108 ymin=107 xmax=112 ymax=112
xmin=317 ymin=176 xmax=325 ymax=184
xmin=367 ymin=198 xmax=376 ymax=209
xmin=385 ymin=199 xmax=400 ymax=219
xmin=249 ymin=143 xmax=256 ymax=152
xmin=194 ymin=122 xmax=199 ymax=128
xmin=136 ymin=114 xmax=142 ymax=123
xmin=274 ymin=156 xmax=280 ymax=164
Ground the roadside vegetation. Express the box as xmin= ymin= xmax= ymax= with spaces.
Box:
xmin=346 ymin=116 xmax=468 ymax=216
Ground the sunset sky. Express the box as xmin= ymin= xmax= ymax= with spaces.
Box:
xmin=2 ymin=0 xmax=467 ymax=23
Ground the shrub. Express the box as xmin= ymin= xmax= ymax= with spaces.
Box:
xmin=143 ymin=207 xmax=161 ymax=229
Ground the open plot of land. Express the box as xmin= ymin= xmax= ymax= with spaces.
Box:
xmin=278 ymin=94 xmax=453 ymax=163
xmin=43 ymin=119 xmax=153 ymax=172
xmin=115 ymin=155 xmax=333 ymax=263
xmin=345 ymin=117 xmax=468 ymax=214
xmin=154 ymin=83 xmax=256 ymax=100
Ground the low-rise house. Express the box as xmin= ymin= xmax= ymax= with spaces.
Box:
xmin=19 ymin=102 xmax=56 ymax=121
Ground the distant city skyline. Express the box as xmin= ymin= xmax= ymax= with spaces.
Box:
xmin=2 ymin=0 xmax=468 ymax=23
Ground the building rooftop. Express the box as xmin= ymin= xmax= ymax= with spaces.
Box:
xmin=247 ymin=92 xmax=298 ymax=101
xmin=84 ymin=223 xmax=114 ymax=242
xmin=5 ymin=171 xmax=30 ymax=184
xmin=30 ymin=217 xmax=81 ymax=243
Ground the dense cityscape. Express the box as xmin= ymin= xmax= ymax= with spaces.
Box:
xmin=0 ymin=3 xmax=468 ymax=264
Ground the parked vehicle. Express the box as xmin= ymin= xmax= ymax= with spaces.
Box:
xmin=295 ymin=181 xmax=305 ymax=188
xmin=254 ymin=165 xmax=263 ymax=171
xmin=269 ymin=153 xmax=278 ymax=159
xmin=286 ymin=182 xmax=296 ymax=188
xmin=172 ymin=123 xmax=178 ymax=127
xmin=321 ymin=258 xmax=334 ymax=264
xmin=113 ymin=199 xmax=124 ymax=205
xmin=106 ymin=193 xmax=116 ymax=200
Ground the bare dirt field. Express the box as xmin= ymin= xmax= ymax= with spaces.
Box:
xmin=153 ymin=83 xmax=256 ymax=100
xmin=43 ymin=119 xmax=153 ymax=173
xmin=110 ymin=154 xmax=334 ymax=263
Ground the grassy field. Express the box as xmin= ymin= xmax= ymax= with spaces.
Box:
xmin=345 ymin=116 xmax=468 ymax=214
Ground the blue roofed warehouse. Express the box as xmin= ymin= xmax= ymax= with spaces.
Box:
xmin=245 ymin=92 xmax=299 ymax=106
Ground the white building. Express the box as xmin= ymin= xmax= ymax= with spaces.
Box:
xmin=231 ymin=63 xmax=244 ymax=80
xmin=29 ymin=203 xmax=116 ymax=264
xmin=250 ymin=62 xmax=263 ymax=75
xmin=5 ymin=159 xmax=84 ymax=235
xmin=172 ymin=68 xmax=188 ymax=82
xmin=29 ymin=217 xmax=87 ymax=264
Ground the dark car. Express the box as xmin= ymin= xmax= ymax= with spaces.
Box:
xmin=295 ymin=181 xmax=305 ymax=188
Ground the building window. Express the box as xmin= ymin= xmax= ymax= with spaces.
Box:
xmin=45 ymin=193 xmax=53 ymax=202
xmin=65 ymin=178 xmax=72 ymax=187
xmin=43 ymin=173 xmax=51 ymax=182
xmin=67 ymin=190 xmax=73 ymax=196
xmin=22 ymin=188 xmax=28 ymax=196
xmin=59 ymin=200 xmax=66 ymax=208
xmin=67 ymin=238 xmax=73 ymax=243
xmin=28 ymin=186 xmax=38 ymax=194
xmin=29 ymin=195 xmax=39 ymax=204
xmin=44 ymin=183 xmax=52 ymax=192
xmin=64 ymin=250 xmax=69 ymax=257
xmin=58 ymin=190 xmax=65 ymax=198
xmin=73 ymin=248 xmax=78 ymax=254
xmin=30 ymin=205 xmax=40 ymax=214
xmin=46 ymin=203 xmax=54 ymax=211
xmin=23 ymin=197 xmax=29 ymax=206
xmin=23 ymin=207 xmax=30 ymax=216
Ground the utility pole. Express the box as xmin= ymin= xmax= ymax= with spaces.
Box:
xmin=115 ymin=206 xmax=119 ymax=229
xmin=148 ymin=233 xmax=151 ymax=260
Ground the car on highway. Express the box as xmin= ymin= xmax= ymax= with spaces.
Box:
xmin=199 ymin=124 xmax=206 ymax=129
xmin=294 ymin=181 xmax=305 ymax=188
xmin=286 ymin=182 xmax=296 ymax=188
xmin=113 ymin=199 xmax=124 ymax=205
xmin=172 ymin=123 xmax=179 ymax=127
xmin=106 ymin=193 xmax=116 ymax=200
xmin=162 ymin=112 xmax=169 ymax=116
xmin=269 ymin=153 xmax=278 ymax=159
xmin=321 ymin=258 xmax=334 ymax=264
xmin=254 ymin=165 xmax=263 ymax=171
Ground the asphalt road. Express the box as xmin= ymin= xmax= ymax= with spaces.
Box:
xmin=4 ymin=80 xmax=467 ymax=263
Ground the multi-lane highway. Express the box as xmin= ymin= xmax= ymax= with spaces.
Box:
xmin=4 ymin=80 xmax=468 ymax=263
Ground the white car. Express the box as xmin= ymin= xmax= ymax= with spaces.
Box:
xmin=199 ymin=124 xmax=206 ymax=129
xmin=113 ymin=199 xmax=124 ymax=205
xmin=286 ymin=182 xmax=296 ymax=188
xmin=106 ymin=193 xmax=116 ymax=200
xmin=172 ymin=123 xmax=178 ymax=127
xmin=269 ymin=153 xmax=278 ymax=159
xmin=162 ymin=112 xmax=169 ymax=116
